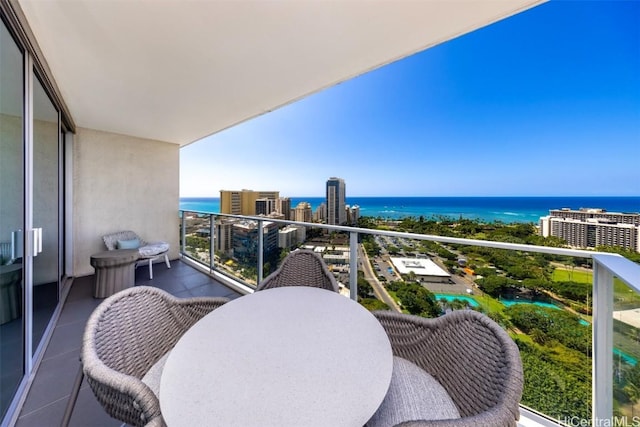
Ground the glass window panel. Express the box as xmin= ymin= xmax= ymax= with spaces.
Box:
xmin=613 ymin=280 xmax=640 ymax=422
xmin=31 ymin=73 xmax=59 ymax=355
xmin=0 ymin=18 xmax=25 ymax=419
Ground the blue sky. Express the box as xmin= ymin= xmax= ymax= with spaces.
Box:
xmin=180 ymin=0 xmax=640 ymax=198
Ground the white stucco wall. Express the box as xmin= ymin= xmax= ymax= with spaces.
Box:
xmin=73 ymin=127 xmax=179 ymax=276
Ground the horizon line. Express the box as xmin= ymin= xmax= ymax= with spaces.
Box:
xmin=180 ymin=195 xmax=640 ymax=199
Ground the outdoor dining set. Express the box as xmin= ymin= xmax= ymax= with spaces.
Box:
xmin=64 ymin=249 xmax=523 ymax=427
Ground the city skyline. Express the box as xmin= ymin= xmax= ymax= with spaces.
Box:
xmin=180 ymin=0 xmax=640 ymax=198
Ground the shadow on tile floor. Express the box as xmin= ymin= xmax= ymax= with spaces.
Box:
xmin=15 ymin=260 xmax=240 ymax=427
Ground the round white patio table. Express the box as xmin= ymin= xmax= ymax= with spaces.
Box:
xmin=160 ymin=286 xmax=393 ymax=427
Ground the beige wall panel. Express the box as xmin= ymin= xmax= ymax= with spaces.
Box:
xmin=73 ymin=128 xmax=179 ymax=276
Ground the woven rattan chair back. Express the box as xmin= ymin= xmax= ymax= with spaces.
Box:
xmin=256 ymin=249 xmax=339 ymax=292
xmin=81 ymin=286 xmax=228 ymax=426
xmin=373 ymin=309 xmax=523 ymax=426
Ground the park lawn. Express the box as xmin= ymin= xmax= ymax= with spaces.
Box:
xmin=474 ymin=294 xmax=506 ymax=313
xmin=553 ymin=267 xmax=640 ymax=308
xmin=552 ymin=268 xmax=591 ymax=283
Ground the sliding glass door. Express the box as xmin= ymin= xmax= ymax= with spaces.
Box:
xmin=0 ymin=16 xmax=62 ymax=421
xmin=0 ymin=18 xmax=25 ymax=420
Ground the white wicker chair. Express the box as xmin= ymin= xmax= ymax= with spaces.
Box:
xmin=103 ymin=230 xmax=170 ymax=279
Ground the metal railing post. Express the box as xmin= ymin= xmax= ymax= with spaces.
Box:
xmin=592 ymin=259 xmax=613 ymax=424
xmin=258 ymin=219 xmax=264 ymax=284
xmin=180 ymin=211 xmax=186 ymax=256
xmin=349 ymin=231 xmax=358 ymax=301
xmin=209 ymin=214 xmax=215 ymax=273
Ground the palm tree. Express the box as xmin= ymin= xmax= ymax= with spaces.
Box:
xmin=408 ymin=271 xmax=417 ymax=282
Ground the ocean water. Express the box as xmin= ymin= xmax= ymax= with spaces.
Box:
xmin=180 ymin=196 xmax=640 ymax=224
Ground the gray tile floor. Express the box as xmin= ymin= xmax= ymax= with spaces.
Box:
xmin=15 ymin=260 xmax=241 ymax=427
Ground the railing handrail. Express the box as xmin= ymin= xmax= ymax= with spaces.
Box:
xmin=180 ymin=209 xmax=624 ymax=260
xmin=593 ymin=253 xmax=640 ymax=292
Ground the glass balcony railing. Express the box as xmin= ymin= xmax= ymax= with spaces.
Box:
xmin=179 ymin=210 xmax=640 ymax=426
xmin=180 ymin=211 xmax=213 ymax=265
xmin=613 ymin=280 xmax=640 ymax=423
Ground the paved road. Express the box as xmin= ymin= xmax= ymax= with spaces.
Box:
xmin=358 ymin=245 xmax=402 ymax=312
xmin=428 ymin=255 xmax=475 ymax=288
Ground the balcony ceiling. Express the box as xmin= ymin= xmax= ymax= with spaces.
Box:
xmin=17 ymin=0 xmax=545 ymax=146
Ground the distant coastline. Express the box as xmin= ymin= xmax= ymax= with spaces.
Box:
xmin=180 ymin=196 xmax=640 ymax=224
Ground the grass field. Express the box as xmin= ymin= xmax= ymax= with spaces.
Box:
xmin=553 ymin=267 xmax=640 ymax=309
xmin=474 ymin=294 xmax=506 ymax=313
xmin=552 ymin=268 xmax=591 ymax=283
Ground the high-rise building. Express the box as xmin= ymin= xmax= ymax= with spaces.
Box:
xmin=232 ymin=219 xmax=280 ymax=267
xmin=275 ymin=197 xmax=292 ymax=220
xmin=294 ymin=202 xmax=313 ymax=223
xmin=314 ymin=202 xmax=326 ymax=223
xmin=256 ymin=198 xmax=276 ymax=216
xmin=220 ymin=189 xmax=279 ymax=215
xmin=214 ymin=218 xmax=236 ymax=254
xmin=549 ymin=208 xmax=640 ymax=226
xmin=278 ymin=225 xmax=306 ymax=249
xmin=326 ymin=177 xmax=346 ymax=225
xmin=346 ymin=204 xmax=360 ymax=225
xmin=540 ymin=208 xmax=640 ymax=252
